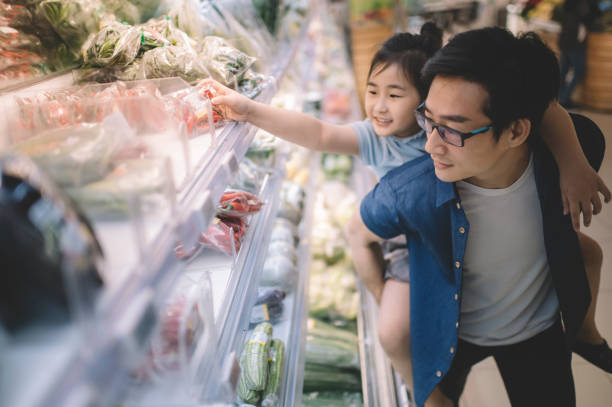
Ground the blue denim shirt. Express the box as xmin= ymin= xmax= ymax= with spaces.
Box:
xmin=360 ymin=144 xmax=590 ymax=406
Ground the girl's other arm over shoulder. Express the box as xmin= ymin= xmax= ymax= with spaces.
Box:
xmin=540 ymin=102 xmax=611 ymax=230
xmin=202 ymin=79 xmax=359 ymax=156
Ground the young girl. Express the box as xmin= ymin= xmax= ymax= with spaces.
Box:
xmin=203 ymin=22 xmax=612 ymax=388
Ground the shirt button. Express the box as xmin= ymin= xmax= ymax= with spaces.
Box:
xmin=456 ymin=202 xmax=461 ymax=209
xmin=455 ymin=261 xmax=461 ymax=268
xmin=436 ymin=371 xmax=442 ymax=377
xmin=450 ymin=347 xmax=455 ymax=354
xmin=456 ymin=322 xmax=459 ymax=328
xmin=459 ymin=227 xmax=465 ymax=234
xmin=454 ymin=294 xmax=459 ymax=301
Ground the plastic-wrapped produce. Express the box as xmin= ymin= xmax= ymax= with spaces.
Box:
xmin=142 ymin=45 xmax=209 ymax=84
xmin=82 ymin=22 xmax=141 ymax=67
xmin=13 ymin=121 xmax=124 ymax=187
xmin=217 ymin=189 xmax=263 ymax=219
xmin=127 ymin=0 xmax=160 ymax=22
xmin=252 ymin=0 xmax=280 ymax=35
xmin=0 ymin=47 xmax=43 ymax=71
xmin=199 ymin=216 xmax=247 ymax=255
xmin=230 ymin=157 xmax=265 ymax=193
xmin=238 ymin=70 xmax=270 ymax=99
xmin=260 ymin=255 xmax=296 ymax=290
xmin=38 ymin=0 xmax=102 ymax=53
xmin=270 ymin=218 xmax=298 ymax=246
xmin=267 ymin=240 xmax=296 ymax=265
xmin=166 ymin=0 xmax=204 ymax=39
xmin=66 ymin=157 xmax=171 ymax=218
xmin=101 ymin=0 xmax=141 ymax=25
xmin=200 ymin=36 xmax=255 ymax=87
xmin=246 ymin=130 xmax=277 ymax=167
xmin=0 ymin=2 xmax=33 ymax=30
xmin=0 ymin=27 xmax=42 ymax=52
xmin=166 ymin=84 xmax=225 ymax=135
xmin=0 ymin=154 xmax=104 ymax=333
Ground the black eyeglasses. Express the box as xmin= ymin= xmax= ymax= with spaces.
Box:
xmin=414 ymin=103 xmax=493 ymax=147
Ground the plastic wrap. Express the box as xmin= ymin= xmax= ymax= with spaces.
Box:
xmin=66 ymin=157 xmax=171 ymax=219
xmin=165 ymin=0 xmax=204 ymax=39
xmin=230 ymin=157 xmax=266 ymax=193
xmin=0 ymin=154 xmax=104 ymax=334
xmin=217 ymin=189 xmax=264 ymax=219
xmin=0 ymin=3 xmax=33 ymax=30
xmin=199 ymin=216 xmax=247 ymax=255
xmin=82 ymin=22 xmax=141 ymax=67
xmin=12 ymin=119 xmax=126 ymax=187
xmin=0 ymin=26 xmax=42 ymax=51
xmin=238 ymin=70 xmax=271 ymax=99
xmin=142 ymin=45 xmax=209 ymax=84
xmin=38 ymin=0 xmax=102 ymax=53
xmin=246 ymin=130 xmax=277 ymax=167
xmin=166 ymin=84 xmax=225 ymax=135
xmin=101 ymin=0 xmax=141 ymax=25
xmin=213 ymin=0 xmax=275 ymax=70
xmin=200 ymin=36 xmax=255 ymax=87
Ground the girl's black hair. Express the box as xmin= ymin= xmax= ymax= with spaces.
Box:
xmin=367 ymin=22 xmax=443 ymax=99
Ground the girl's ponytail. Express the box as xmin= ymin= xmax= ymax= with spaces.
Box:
xmin=420 ymin=22 xmax=443 ymax=57
xmin=368 ymin=22 xmax=443 ymax=99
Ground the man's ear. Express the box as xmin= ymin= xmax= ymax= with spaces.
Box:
xmin=505 ymin=118 xmax=531 ymax=147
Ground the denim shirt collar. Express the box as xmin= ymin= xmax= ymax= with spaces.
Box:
xmin=435 ymin=176 xmax=457 ymax=207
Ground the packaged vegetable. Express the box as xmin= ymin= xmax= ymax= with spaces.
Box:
xmin=199 ymin=216 xmax=247 ymax=255
xmin=38 ymin=0 xmax=102 ymax=53
xmin=13 ymin=121 xmax=123 ymax=187
xmin=151 ymin=295 xmax=204 ymax=371
xmin=260 ymin=255 xmax=296 ymax=290
xmin=142 ymin=45 xmax=209 ymax=84
xmin=249 ymin=302 xmax=283 ymax=326
xmin=217 ymin=189 xmax=263 ymax=219
xmin=101 ymin=0 xmax=141 ymax=25
xmin=0 ymin=3 xmax=33 ymax=30
xmin=261 ymin=338 xmax=285 ymax=406
xmin=240 ymin=322 xmax=273 ymax=391
xmin=254 ymin=287 xmax=286 ymax=306
xmin=82 ymin=22 xmax=141 ymax=67
xmin=0 ymin=27 xmax=42 ymax=52
xmin=267 ymin=240 xmax=296 ymax=265
xmin=200 ymin=35 xmax=255 ymax=87
xmin=67 ymin=157 xmax=170 ymax=218
xmin=229 ymin=157 xmax=265 ymax=193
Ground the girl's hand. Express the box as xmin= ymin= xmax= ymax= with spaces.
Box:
xmin=560 ymin=161 xmax=611 ymax=231
xmin=197 ymin=78 xmax=252 ymax=122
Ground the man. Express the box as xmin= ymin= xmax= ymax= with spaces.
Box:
xmin=348 ymin=27 xmax=591 ymax=406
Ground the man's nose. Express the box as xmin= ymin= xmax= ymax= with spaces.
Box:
xmin=425 ymin=127 xmax=445 ymax=154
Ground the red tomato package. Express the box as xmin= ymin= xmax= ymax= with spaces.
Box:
xmin=199 ymin=216 xmax=248 ymax=255
xmin=217 ymin=189 xmax=263 ymax=219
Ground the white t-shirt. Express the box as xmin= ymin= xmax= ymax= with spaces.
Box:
xmin=456 ymin=155 xmax=559 ymax=346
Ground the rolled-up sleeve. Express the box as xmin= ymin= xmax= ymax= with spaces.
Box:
xmin=360 ymin=180 xmax=402 ymax=239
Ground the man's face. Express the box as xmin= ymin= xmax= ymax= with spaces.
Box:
xmin=364 ymin=63 xmax=421 ymax=138
xmin=423 ymin=76 xmax=523 ymax=188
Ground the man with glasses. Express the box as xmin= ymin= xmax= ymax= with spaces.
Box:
xmin=348 ymin=27 xmax=591 ymax=406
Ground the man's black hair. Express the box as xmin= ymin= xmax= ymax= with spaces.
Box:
xmin=421 ymin=27 xmax=560 ymax=144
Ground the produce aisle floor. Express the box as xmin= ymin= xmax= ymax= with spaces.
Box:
xmin=459 ymin=109 xmax=612 ymax=407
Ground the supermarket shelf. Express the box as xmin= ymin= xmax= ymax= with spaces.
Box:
xmin=351 ymin=159 xmax=409 ymax=407
xmin=0 ymin=16 xmax=313 ymax=407
xmin=278 ymin=152 xmax=319 ymax=407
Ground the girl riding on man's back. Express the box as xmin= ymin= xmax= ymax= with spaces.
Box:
xmin=202 ymin=22 xmax=612 ymax=392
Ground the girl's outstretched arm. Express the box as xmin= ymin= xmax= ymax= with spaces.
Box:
xmin=202 ymin=79 xmax=360 ymax=156
xmin=540 ymin=102 xmax=611 ymax=230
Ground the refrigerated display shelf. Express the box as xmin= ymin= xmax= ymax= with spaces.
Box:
xmin=0 ymin=14 xmax=313 ymax=407
xmin=352 ymin=159 xmax=410 ymax=407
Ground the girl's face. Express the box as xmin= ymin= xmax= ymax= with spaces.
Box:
xmin=364 ymin=63 xmax=421 ymax=138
